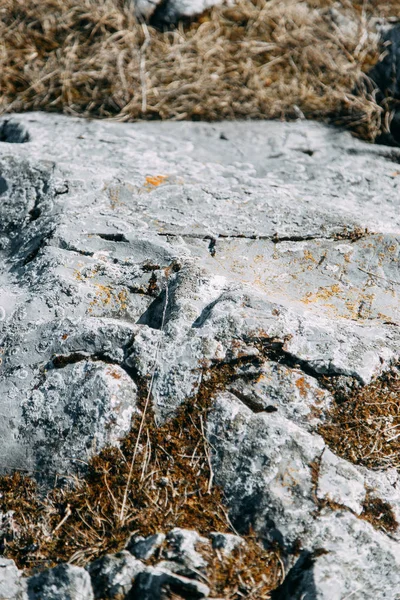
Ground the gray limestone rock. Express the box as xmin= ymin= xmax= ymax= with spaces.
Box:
xmin=210 ymin=532 xmax=244 ymax=555
xmin=207 ymin=391 xmax=326 ymax=549
xmin=87 ymin=551 xmax=144 ymax=599
xmin=0 ymin=558 xmax=27 ymax=600
xmin=316 ymin=447 xmax=366 ymax=515
xmin=130 ymin=566 xmax=210 ymax=599
xmin=2 ymin=113 xmax=400 ymax=596
xmin=207 ymin=393 xmax=400 ymax=598
xmin=21 ymin=360 xmax=138 ymax=480
xmin=228 ymin=360 xmax=332 ymax=429
xmin=159 ymin=528 xmax=210 ymax=579
xmin=126 ymin=533 xmax=165 ymax=561
xmin=131 ymin=0 xmax=226 ymax=25
xmin=273 ymin=512 xmax=400 ymax=600
xmin=27 ymin=564 xmax=94 ymax=600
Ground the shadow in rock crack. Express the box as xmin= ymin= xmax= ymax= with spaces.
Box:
xmin=137 ymin=287 xmax=167 ymax=329
xmin=271 ymin=550 xmax=319 ymax=600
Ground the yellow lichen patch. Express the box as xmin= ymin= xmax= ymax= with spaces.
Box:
xmin=145 ymin=175 xmax=168 ymax=187
xmin=302 ymin=284 xmax=342 ymax=305
xmin=303 ymin=249 xmax=317 ymax=263
xmin=74 ymin=264 xmax=100 ymax=282
xmin=344 ymin=252 xmax=352 ymax=263
xmin=88 ymin=285 xmax=129 ymax=314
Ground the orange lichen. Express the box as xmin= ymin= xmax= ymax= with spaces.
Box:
xmin=295 ymin=376 xmax=311 ymax=398
xmin=105 ymin=367 xmax=122 ymax=380
xmin=145 ymin=175 xmax=168 ymax=187
xmin=303 ymin=249 xmax=317 ymax=263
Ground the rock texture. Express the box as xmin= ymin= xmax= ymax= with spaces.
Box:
xmin=131 ymin=0 xmax=226 ymax=25
xmin=0 ymin=528 xmax=247 ymax=599
xmin=1 ymin=113 xmax=400 ymax=596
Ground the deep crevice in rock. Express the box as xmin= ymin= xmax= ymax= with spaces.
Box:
xmin=22 ymin=237 xmax=48 ymax=266
xmin=95 ymin=232 xmax=129 ymax=243
xmin=157 ymin=229 xmax=371 ymax=245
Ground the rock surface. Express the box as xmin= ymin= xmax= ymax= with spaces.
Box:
xmin=131 ymin=0 xmax=226 ymax=25
xmin=1 ymin=113 xmax=400 ymax=596
xmin=0 ymin=558 xmax=26 ymax=600
xmin=1 ymin=529 xmax=246 ymax=599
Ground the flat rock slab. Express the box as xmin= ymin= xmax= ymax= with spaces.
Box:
xmin=1 ymin=113 xmax=400 ymax=597
xmin=1 ymin=113 xmax=400 ymax=475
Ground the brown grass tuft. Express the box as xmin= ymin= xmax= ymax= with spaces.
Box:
xmin=320 ymin=368 xmax=400 ymax=471
xmin=1 ymin=0 xmax=400 ymax=139
xmin=360 ymin=490 xmax=399 ymax=534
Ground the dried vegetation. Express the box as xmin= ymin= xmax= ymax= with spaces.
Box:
xmin=320 ymin=368 xmax=400 ymax=471
xmin=0 ymin=0 xmax=400 ymax=139
xmin=0 ymin=365 xmax=283 ymax=597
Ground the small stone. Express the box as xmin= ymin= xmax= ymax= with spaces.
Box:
xmin=165 ymin=528 xmax=210 ymax=572
xmin=27 ymin=564 xmax=93 ymax=600
xmin=210 ymin=532 xmax=244 ymax=555
xmin=130 ymin=566 xmax=210 ymax=599
xmin=87 ymin=551 xmax=144 ymax=599
xmin=316 ymin=448 xmax=366 ymax=515
xmin=126 ymin=533 xmax=165 ymax=561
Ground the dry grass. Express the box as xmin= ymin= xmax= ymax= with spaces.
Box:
xmin=1 ymin=0 xmax=400 ymax=139
xmin=360 ymin=490 xmax=398 ymax=534
xmin=320 ymin=368 xmax=400 ymax=471
xmin=0 ymin=363 xmax=283 ymax=597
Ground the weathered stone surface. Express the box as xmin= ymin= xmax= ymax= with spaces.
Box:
xmin=208 ymin=393 xmax=400 ymax=598
xmin=228 ymin=360 xmax=332 ymax=429
xmin=207 ymin=392 xmax=326 ymax=549
xmin=126 ymin=533 xmax=165 ymax=561
xmin=27 ymin=564 xmax=94 ymax=600
xmin=273 ymin=512 xmax=400 ymax=600
xmin=2 ymin=113 xmax=400 ymax=596
xmin=210 ymin=532 xmax=243 ymax=555
xmin=131 ymin=0 xmax=225 ymax=25
xmin=158 ymin=528 xmax=210 ymax=579
xmin=130 ymin=566 xmax=210 ymax=599
xmin=87 ymin=551 xmax=144 ymax=599
xmin=316 ymin=448 xmax=365 ymax=515
xmin=21 ymin=360 xmax=138 ymax=480
xmin=0 ymin=558 xmax=26 ymax=600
